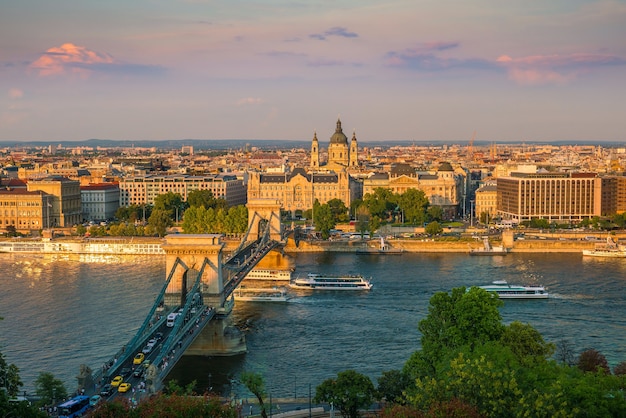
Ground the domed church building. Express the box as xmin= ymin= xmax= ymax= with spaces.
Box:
xmin=311 ymin=118 xmax=358 ymax=171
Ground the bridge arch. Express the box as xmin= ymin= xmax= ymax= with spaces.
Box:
xmin=246 ymin=198 xmax=282 ymax=241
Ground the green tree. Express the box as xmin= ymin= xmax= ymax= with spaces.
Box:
xmin=0 ymin=351 xmax=23 ymax=397
xmin=424 ymin=221 xmax=443 ymax=236
xmin=363 ymin=188 xmax=396 ymax=220
xmin=368 ymin=215 xmax=382 ymax=236
xmin=377 ymin=369 xmax=411 ymax=405
xmin=327 ymin=198 xmax=350 ymax=222
xmin=397 ymin=189 xmax=429 ymax=225
xmin=34 ymin=372 xmax=67 ymax=406
xmin=530 ymin=218 xmax=550 ymax=229
xmin=154 ymin=192 xmax=184 ymax=221
xmin=355 ymin=204 xmax=370 ymax=238
xmin=407 ymin=287 xmax=504 ymax=377
xmin=147 ymin=209 xmax=173 ymax=237
xmin=426 ymin=206 xmax=443 ymax=223
xmin=75 ymin=224 xmax=87 ymax=236
xmin=314 ymin=203 xmax=336 ymax=239
xmin=187 ymin=189 xmax=216 ymax=209
xmin=500 ymin=321 xmax=555 ymax=363
xmin=314 ymin=370 xmax=376 ymax=418
xmin=240 ymin=372 xmax=268 ymax=418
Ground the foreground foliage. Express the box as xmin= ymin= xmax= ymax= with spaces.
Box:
xmin=393 ymin=287 xmax=626 ymax=417
xmin=89 ymin=393 xmax=236 ymax=418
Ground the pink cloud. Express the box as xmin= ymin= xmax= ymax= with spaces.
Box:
xmin=29 ymin=43 xmax=114 ymax=77
xmin=496 ymin=53 xmax=625 ymax=85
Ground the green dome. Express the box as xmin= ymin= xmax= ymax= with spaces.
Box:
xmin=330 ymin=118 xmax=348 ymax=145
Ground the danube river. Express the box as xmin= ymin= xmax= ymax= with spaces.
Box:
xmin=1 ymin=251 xmax=625 ymax=398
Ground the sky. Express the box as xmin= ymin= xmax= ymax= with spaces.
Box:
xmin=1 ymin=0 xmax=626 ymax=143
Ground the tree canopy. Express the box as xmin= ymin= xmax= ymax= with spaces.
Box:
xmin=314 ymin=369 xmax=376 ymax=418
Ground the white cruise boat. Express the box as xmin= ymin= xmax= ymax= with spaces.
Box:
xmin=478 ymin=281 xmax=548 ymax=299
xmin=290 ymin=273 xmax=373 ymax=291
xmin=234 ymin=286 xmax=291 ymax=302
xmin=244 ymin=269 xmax=292 ymax=281
xmin=582 ymin=236 xmax=626 ymax=258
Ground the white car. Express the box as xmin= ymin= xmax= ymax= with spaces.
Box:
xmin=141 ymin=344 xmax=153 ymax=354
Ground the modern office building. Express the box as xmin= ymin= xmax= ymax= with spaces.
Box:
xmin=497 ymin=172 xmax=601 ymax=223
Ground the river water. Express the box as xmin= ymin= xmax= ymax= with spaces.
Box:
xmin=1 ymin=251 xmax=625 ymax=398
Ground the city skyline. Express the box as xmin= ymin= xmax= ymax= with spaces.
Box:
xmin=1 ymin=1 xmax=626 ymax=143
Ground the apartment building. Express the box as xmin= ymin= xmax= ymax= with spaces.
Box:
xmin=119 ymin=174 xmax=246 ymax=207
xmin=81 ymin=183 xmax=120 ymax=222
xmin=0 ymin=189 xmax=50 ymax=233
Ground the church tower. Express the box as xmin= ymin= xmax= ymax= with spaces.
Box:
xmin=327 ymin=118 xmax=349 ymax=170
xmin=349 ymin=130 xmax=358 ymax=167
xmin=310 ymin=131 xmax=319 ymax=169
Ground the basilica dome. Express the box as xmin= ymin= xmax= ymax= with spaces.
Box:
xmin=330 ymin=119 xmax=348 ymax=145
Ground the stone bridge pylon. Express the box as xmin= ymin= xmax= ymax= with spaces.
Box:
xmin=246 ymin=198 xmax=283 ymax=242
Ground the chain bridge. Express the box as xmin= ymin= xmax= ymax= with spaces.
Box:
xmin=78 ymin=199 xmax=288 ymax=402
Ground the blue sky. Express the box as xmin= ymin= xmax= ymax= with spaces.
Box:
xmin=1 ymin=0 xmax=625 ymax=142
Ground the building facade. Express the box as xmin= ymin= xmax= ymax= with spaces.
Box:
xmin=118 ymin=174 xmax=246 ymax=207
xmin=81 ymin=183 xmax=120 ymax=222
xmin=474 ymin=181 xmax=498 ymax=221
xmin=362 ymin=162 xmax=464 ymax=219
xmin=27 ymin=176 xmax=82 ymax=228
xmin=0 ymin=189 xmax=50 ymax=233
xmin=247 ymin=167 xmax=355 ymax=213
xmin=497 ymin=172 xmax=601 ymax=223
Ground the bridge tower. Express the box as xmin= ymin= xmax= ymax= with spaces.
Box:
xmin=161 ymin=234 xmax=225 ymax=308
xmin=247 ymin=198 xmax=283 ymax=241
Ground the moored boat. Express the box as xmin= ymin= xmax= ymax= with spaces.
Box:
xmin=244 ymin=269 xmax=293 ymax=281
xmin=234 ymin=286 xmax=291 ymax=302
xmin=582 ymin=235 xmax=626 ymax=258
xmin=290 ymin=273 xmax=373 ymax=290
xmin=478 ymin=280 xmax=548 ymax=299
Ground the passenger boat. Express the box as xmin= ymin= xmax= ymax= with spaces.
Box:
xmin=582 ymin=235 xmax=626 ymax=258
xmin=478 ymin=280 xmax=548 ymax=299
xmin=234 ymin=286 xmax=291 ymax=302
xmin=244 ymin=269 xmax=292 ymax=281
xmin=469 ymin=237 xmax=508 ymax=256
xmin=289 ymin=273 xmax=373 ymax=290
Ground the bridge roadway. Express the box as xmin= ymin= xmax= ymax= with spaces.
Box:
xmin=82 ymin=235 xmax=283 ymax=403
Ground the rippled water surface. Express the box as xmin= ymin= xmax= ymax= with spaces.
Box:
xmin=1 ymin=252 xmax=625 ymax=397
